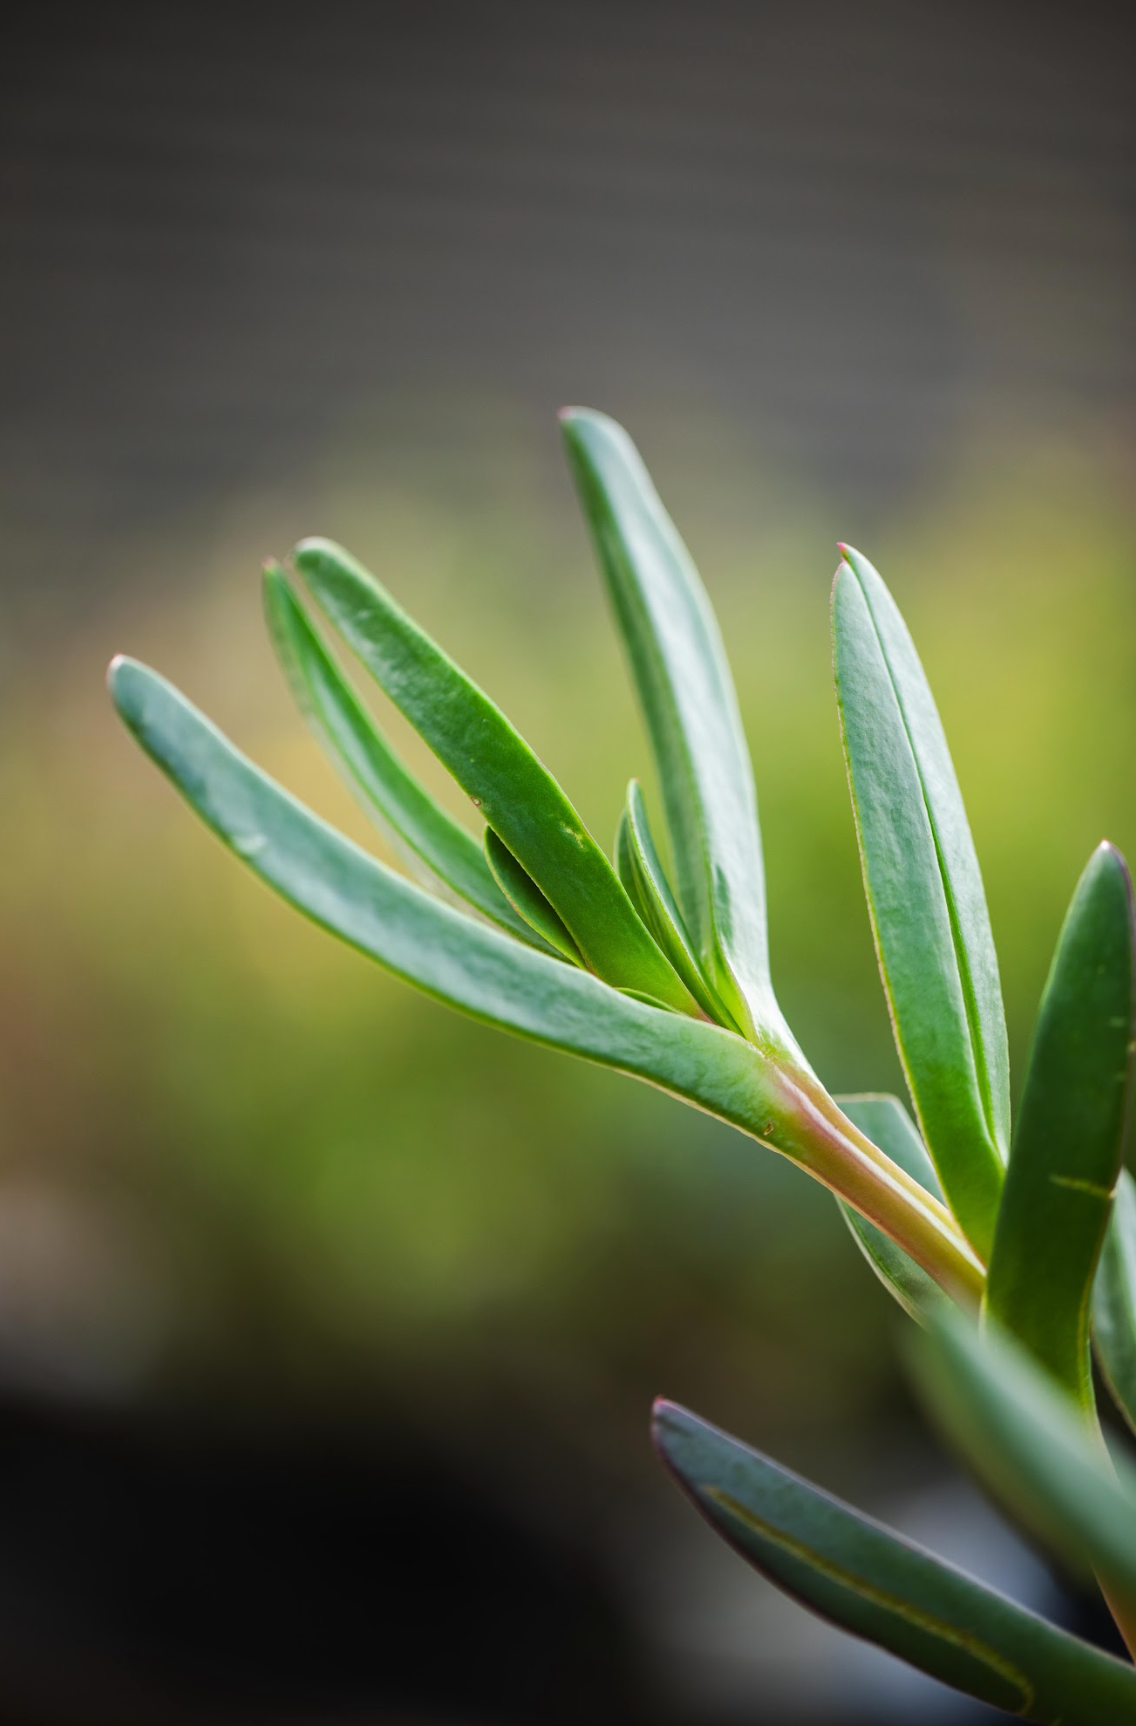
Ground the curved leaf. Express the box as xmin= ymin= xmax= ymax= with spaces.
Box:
xmin=836 ymin=1093 xmax=948 ymax=1323
xmin=262 ymin=562 xmax=553 ymax=952
xmin=1094 ymin=1170 xmax=1136 ymax=1438
xmin=908 ymin=1306 xmax=1136 ymax=1603
xmin=292 ymin=536 xmax=698 ymax=1015
xmin=986 ymin=843 xmax=1135 ymax=1412
xmin=108 ymin=656 xmax=982 ymax=1305
xmin=560 ymin=408 xmax=787 ymax=1045
xmin=832 ymin=545 xmax=1008 ymax=1260
xmin=617 ymin=781 xmax=737 ymax=1029
xmin=484 ymin=828 xmax=582 ymax=964
xmin=653 ymin=1399 xmax=1136 ymax=1724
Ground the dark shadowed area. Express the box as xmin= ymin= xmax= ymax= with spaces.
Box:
xmin=2 ymin=2 xmax=1135 ymax=1721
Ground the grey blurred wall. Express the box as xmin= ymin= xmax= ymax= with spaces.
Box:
xmin=4 ymin=0 xmax=1134 ymax=611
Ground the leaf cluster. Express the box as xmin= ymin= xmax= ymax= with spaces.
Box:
xmin=110 ymin=410 xmax=1136 ymax=1716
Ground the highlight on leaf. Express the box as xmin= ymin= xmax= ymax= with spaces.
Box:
xmin=832 ymin=544 xmax=1009 ymax=1261
xmin=985 ymin=841 xmax=1135 ymax=1412
xmin=291 ymin=536 xmax=700 ymax=1015
xmin=653 ymin=1399 xmax=1136 ymax=1725
xmin=561 ymin=407 xmax=789 ymax=1048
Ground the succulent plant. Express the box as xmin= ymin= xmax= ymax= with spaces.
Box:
xmin=111 ymin=409 xmax=1136 ymax=1720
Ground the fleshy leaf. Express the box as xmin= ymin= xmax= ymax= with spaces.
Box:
xmin=1094 ymin=1170 xmax=1136 ymax=1439
xmin=560 ymin=408 xmax=788 ymax=1046
xmin=262 ymin=561 xmax=552 ymax=952
xmin=484 ymin=828 xmax=582 ymax=964
xmin=908 ymin=1306 xmax=1136 ymax=1602
xmin=832 ymin=544 xmax=1008 ymax=1259
xmin=652 ymin=1399 xmax=1136 ymax=1724
xmin=986 ymin=843 xmax=1135 ymax=1412
xmin=617 ymin=781 xmax=737 ymax=1029
xmin=836 ymin=1093 xmax=948 ymax=1323
xmin=292 ymin=536 xmax=698 ymax=1015
xmin=108 ymin=656 xmax=983 ymax=1307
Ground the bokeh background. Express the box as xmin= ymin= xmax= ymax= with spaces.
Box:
xmin=3 ymin=2 xmax=1136 ymax=1721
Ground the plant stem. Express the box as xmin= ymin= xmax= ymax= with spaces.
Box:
xmin=764 ymin=1064 xmax=985 ymax=1309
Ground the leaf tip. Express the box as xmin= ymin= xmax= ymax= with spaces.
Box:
xmin=291 ymin=535 xmax=341 ymax=575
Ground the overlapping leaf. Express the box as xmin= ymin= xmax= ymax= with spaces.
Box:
xmin=108 ymin=656 xmax=981 ymax=1305
xmin=561 ymin=409 xmax=789 ymax=1048
xmin=986 ymin=843 xmax=1135 ymax=1411
xmin=832 ymin=545 xmax=1008 ymax=1260
xmin=908 ymin=1307 xmax=1136 ymax=1603
xmin=653 ymin=1399 xmax=1136 ymax=1723
xmin=483 ymin=828 xmax=582 ymax=964
xmin=615 ymin=780 xmax=736 ymax=1028
xmin=1094 ymin=1170 xmax=1136 ymax=1438
xmin=291 ymin=536 xmax=697 ymax=1014
xmin=836 ymin=1094 xmax=948 ymax=1323
xmin=262 ymin=561 xmax=554 ymax=952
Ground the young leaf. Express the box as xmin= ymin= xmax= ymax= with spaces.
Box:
xmin=617 ymin=781 xmax=738 ymax=1029
xmin=836 ymin=1093 xmax=948 ymax=1323
xmin=262 ymin=562 xmax=554 ymax=952
xmin=832 ymin=544 xmax=1008 ymax=1260
xmin=483 ymin=828 xmax=582 ymax=964
xmin=652 ymin=1399 xmax=1136 ymax=1724
xmin=560 ymin=408 xmax=787 ymax=1046
xmin=292 ymin=537 xmax=700 ymax=1016
xmin=985 ymin=843 xmax=1135 ymax=1412
xmin=908 ymin=1306 xmax=1136 ymax=1604
xmin=1094 ymin=1170 xmax=1136 ymax=1439
xmin=108 ymin=656 xmax=983 ymax=1306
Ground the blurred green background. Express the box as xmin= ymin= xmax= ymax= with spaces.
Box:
xmin=3 ymin=3 xmax=1136 ymax=1721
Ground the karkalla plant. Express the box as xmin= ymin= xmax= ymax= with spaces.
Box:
xmin=110 ymin=409 xmax=1136 ymax=1720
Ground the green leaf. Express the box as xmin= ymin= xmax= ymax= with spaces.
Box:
xmin=652 ymin=1399 xmax=1136 ymax=1724
xmin=832 ymin=544 xmax=1009 ymax=1260
xmin=908 ymin=1305 xmax=1136 ymax=1603
xmin=292 ymin=536 xmax=699 ymax=1016
xmin=836 ymin=1094 xmax=948 ymax=1323
xmin=484 ymin=828 xmax=582 ymax=964
xmin=617 ymin=781 xmax=738 ymax=1028
xmin=108 ymin=656 xmax=983 ymax=1306
xmin=262 ymin=562 xmax=554 ymax=952
xmin=1094 ymin=1169 xmax=1136 ymax=1439
xmin=986 ymin=843 xmax=1135 ymax=1412
xmin=560 ymin=408 xmax=789 ymax=1048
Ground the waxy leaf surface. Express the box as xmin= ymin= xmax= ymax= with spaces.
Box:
xmin=653 ymin=1399 xmax=1136 ymax=1724
xmin=832 ymin=545 xmax=1008 ymax=1259
xmin=109 ymin=656 xmax=981 ymax=1304
xmin=617 ymin=780 xmax=736 ymax=1028
xmin=986 ymin=843 xmax=1135 ymax=1411
xmin=1094 ymin=1170 xmax=1136 ymax=1439
xmin=561 ymin=408 xmax=788 ymax=1046
xmin=484 ymin=828 xmax=582 ymax=964
xmin=262 ymin=563 xmax=551 ymax=950
xmin=909 ymin=1307 xmax=1136 ymax=1601
xmin=292 ymin=537 xmax=697 ymax=1014
xmin=836 ymin=1093 xmax=948 ymax=1323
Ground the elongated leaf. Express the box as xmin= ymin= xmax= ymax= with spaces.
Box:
xmin=986 ymin=843 xmax=1135 ymax=1411
xmin=291 ymin=538 xmax=697 ymax=1014
xmin=1094 ymin=1170 xmax=1136 ymax=1438
xmin=652 ymin=1399 xmax=1136 ymax=1723
xmin=617 ymin=781 xmax=737 ymax=1028
xmin=836 ymin=1094 xmax=948 ymax=1323
xmin=484 ymin=828 xmax=582 ymax=964
xmin=832 ymin=544 xmax=1008 ymax=1259
xmin=109 ymin=656 xmax=982 ymax=1305
xmin=262 ymin=562 xmax=554 ymax=952
xmin=560 ymin=408 xmax=788 ymax=1046
xmin=908 ymin=1306 xmax=1136 ymax=1603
